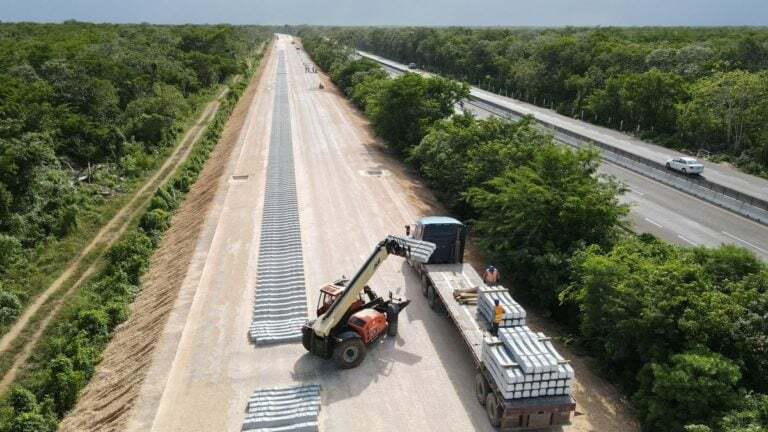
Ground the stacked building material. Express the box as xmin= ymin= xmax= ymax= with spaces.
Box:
xmin=477 ymin=286 xmax=526 ymax=327
xmin=242 ymin=384 xmax=321 ymax=431
xmin=481 ymin=327 xmax=573 ymax=400
xmin=453 ymin=286 xmax=479 ymax=305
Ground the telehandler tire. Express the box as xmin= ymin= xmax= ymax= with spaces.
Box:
xmin=386 ymin=305 xmax=399 ymax=337
xmin=333 ymin=334 xmax=366 ymax=369
xmin=301 ymin=321 xmax=315 ymax=352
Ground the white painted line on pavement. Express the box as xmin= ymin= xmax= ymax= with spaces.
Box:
xmin=721 ymin=231 xmax=768 ymax=254
xmin=644 ymin=217 xmax=663 ymax=228
xmin=677 ymin=235 xmax=698 ymax=246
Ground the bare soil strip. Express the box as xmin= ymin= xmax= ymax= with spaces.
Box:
xmin=59 ymin=44 xmax=272 ymax=432
xmin=0 ymin=86 xmax=230 ymax=392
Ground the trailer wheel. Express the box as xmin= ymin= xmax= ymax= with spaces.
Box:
xmin=486 ymin=393 xmax=503 ymax=427
xmin=421 ymin=274 xmax=430 ymax=298
xmin=333 ymin=336 xmax=367 ymax=369
xmin=427 ymin=285 xmax=444 ymax=313
xmin=475 ymin=373 xmax=490 ymax=406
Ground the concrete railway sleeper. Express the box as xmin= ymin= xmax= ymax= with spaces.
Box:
xmin=249 ymin=52 xmax=308 ymax=344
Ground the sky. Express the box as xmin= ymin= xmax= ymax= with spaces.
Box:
xmin=1 ymin=0 xmax=767 ymax=26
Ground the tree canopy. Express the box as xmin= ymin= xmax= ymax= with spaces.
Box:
xmin=304 ymin=26 xmax=768 ymax=176
xmin=0 ymin=23 xmax=267 ymax=338
xmin=300 ymin=29 xmax=768 ymax=432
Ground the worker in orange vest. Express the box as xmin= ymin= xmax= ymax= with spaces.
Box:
xmin=483 ymin=265 xmax=500 ymax=286
xmin=490 ymin=299 xmax=504 ymax=336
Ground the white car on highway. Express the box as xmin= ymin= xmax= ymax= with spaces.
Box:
xmin=666 ymin=157 xmax=704 ymax=175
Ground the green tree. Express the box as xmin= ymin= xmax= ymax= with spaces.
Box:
xmin=0 ymin=289 xmax=22 ymax=326
xmin=123 ymin=84 xmax=187 ymax=148
xmin=465 ymin=144 xmax=626 ymax=309
xmin=678 ymin=71 xmax=768 ymax=156
xmin=366 ymin=73 xmax=468 ymax=154
xmin=139 ymin=208 xmax=171 ymax=239
xmin=0 ymin=233 xmax=23 ymax=272
xmin=106 ymin=230 xmax=154 ymax=284
xmin=716 ymin=393 xmax=768 ymax=432
xmin=8 ymin=386 xmax=37 ymax=414
xmin=330 ymin=58 xmax=382 ymax=93
xmin=587 ymin=70 xmax=687 ymax=134
xmin=0 ymin=133 xmax=56 ymax=198
xmin=408 ymin=113 xmax=480 ymax=210
xmin=42 ymin=355 xmax=83 ymax=416
xmin=8 ymin=412 xmax=54 ymax=432
xmin=76 ymin=309 xmax=110 ymax=339
xmin=635 ymin=350 xmax=741 ymax=432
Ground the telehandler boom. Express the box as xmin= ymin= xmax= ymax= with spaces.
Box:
xmin=301 ymin=235 xmax=435 ymax=368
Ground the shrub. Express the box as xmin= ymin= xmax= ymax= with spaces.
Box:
xmin=0 ymin=289 xmax=22 ymax=326
xmin=8 ymin=386 xmax=37 ymax=415
xmin=635 ymin=350 xmax=741 ymax=431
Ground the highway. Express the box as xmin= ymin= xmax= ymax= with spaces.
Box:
xmin=362 ymin=51 xmax=768 ymax=204
xmin=366 ymin=53 xmax=768 ymax=261
xmin=117 ymin=35 xmax=638 ymax=432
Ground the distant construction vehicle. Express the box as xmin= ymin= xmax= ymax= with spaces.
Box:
xmin=301 ymin=236 xmax=436 ymax=368
xmin=406 ymin=216 xmax=576 ymax=431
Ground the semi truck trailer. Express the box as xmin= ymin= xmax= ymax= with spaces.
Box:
xmin=406 ymin=216 xmax=576 ymax=431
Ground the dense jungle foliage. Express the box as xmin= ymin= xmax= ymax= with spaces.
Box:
xmin=0 ymin=28 xmax=264 ymax=430
xmin=0 ymin=22 xmax=266 ymax=334
xmin=300 ymin=32 xmax=768 ymax=432
xmin=311 ymin=26 xmax=768 ymax=177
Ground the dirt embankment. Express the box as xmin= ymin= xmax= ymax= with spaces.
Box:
xmin=59 ymin=43 xmax=272 ymax=432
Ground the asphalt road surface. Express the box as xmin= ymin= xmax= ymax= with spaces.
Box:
xmin=124 ymin=35 xmax=638 ymax=432
xmin=367 ymin=53 xmax=768 ymax=261
xmin=361 ymin=52 xmax=768 ymax=204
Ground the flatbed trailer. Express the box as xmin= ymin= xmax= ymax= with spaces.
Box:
xmin=409 ymin=261 xmax=575 ymax=430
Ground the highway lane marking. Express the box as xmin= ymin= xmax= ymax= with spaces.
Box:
xmin=364 ymin=51 xmax=768 ymax=260
xmin=644 ymin=217 xmax=663 ymax=228
xmin=721 ymin=231 xmax=768 ymax=254
xmin=677 ymin=235 xmax=698 ymax=246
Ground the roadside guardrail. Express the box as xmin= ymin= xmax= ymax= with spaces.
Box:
xmin=468 ymin=95 xmax=768 ymax=226
xmin=358 ymin=52 xmax=768 ymax=226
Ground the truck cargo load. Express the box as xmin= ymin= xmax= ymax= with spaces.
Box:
xmin=406 ymin=216 xmax=576 ymax=430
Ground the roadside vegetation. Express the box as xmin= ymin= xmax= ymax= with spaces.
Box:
xmin=301 ymin=32 xmax=768 ymax=432
xmin=0 ymin=23 xmax=267 ymax=430
xmin=306 ymin=26 xmax=768 ymax=177
xmin=0 ymin=22 xmax=265 ymax=336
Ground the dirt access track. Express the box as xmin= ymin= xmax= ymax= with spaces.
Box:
xmin=0 ymin=84 xmax=230 ymax=394
xmin=65 ymin=35 xmax=638 ymax=431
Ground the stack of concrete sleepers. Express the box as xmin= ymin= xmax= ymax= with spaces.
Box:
xmin=477 ymin=286 xmax=526 ymax=327
xmin=482 ymin=327 xmax=573 ymax=400
xmin=249 ymin=53 xmax=308 ymax=345
xmin=242 ymin=384 xmax=321 ymax=431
